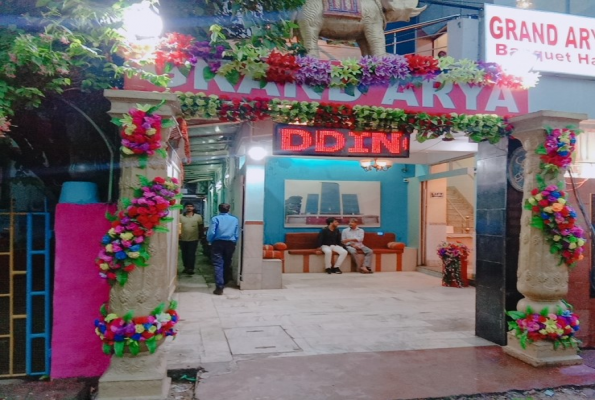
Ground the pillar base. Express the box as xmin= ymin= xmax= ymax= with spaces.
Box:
xmin=97 ymin=351 xmax=171 ymax=400
xmin=503 ymin=331 xmax=582 ymax=367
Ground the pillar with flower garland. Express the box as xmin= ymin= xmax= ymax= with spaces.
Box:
xmin=503 ymin=110 xmax=588 ymax=367
xmin=97 ymin=90 xmax=182 ymax=400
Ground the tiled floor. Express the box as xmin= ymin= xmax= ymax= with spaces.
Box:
xmin=162 ymin=271 xmax=492 ymax=369
xmin=163 ymin=269 xmax=595 ymax=399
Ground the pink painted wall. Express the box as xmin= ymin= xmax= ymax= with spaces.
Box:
xmin=51 ymin=203 xmax=114 ymax=378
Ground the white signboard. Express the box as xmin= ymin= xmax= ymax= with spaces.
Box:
xmin=485 ymin=4 xmax=595 ymax=78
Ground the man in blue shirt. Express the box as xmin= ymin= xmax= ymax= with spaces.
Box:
xmin=206 ymin=203 xmax=240 ymax=295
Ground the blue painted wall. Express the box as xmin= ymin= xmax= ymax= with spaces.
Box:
xmin=263 ymin=157 xmax=414 ymax=244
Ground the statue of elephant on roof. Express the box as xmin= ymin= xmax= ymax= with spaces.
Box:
xmin=297 ymin=0 xmax=426 ymax=58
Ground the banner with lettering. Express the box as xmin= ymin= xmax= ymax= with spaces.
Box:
xmin=125 ymin=59 xmax=528 ymax=116
xmin=485 ymin=4 xmax=595 ymax=78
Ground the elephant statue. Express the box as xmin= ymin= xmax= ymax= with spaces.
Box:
xmin=297 ymin=0 xmax=426 ymax=58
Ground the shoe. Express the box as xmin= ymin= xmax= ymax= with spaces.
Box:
xmin=366 ymin=267 xmax=373 ymax=274
xmin=325 ymin=268 xmax=332 ymax=274
xmin=213 ymin=287 xmax=223 ymax=295
xmin=331 ymin=267 xmax=342 ymax=274
xmin=359 ymin=268 xmax=370 ymax=274
xmin=185 ymin=270 xmax=195 ymax=275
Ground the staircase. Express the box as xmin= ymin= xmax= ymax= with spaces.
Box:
xmin=446 ymin=186 xmax=474 ymax=233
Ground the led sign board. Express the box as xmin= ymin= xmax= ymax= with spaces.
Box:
xmin=485 ymin=4 xmax=595 ymax=78
xmin=273 ymin=124 xmax=410 ymax=158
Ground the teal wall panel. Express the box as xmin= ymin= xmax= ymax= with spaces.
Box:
xmin=263 ymin=157 xmax=414 ymax=244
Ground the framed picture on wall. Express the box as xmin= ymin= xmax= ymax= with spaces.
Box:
xmin=284 ymin=180 xmax=381 ymax=227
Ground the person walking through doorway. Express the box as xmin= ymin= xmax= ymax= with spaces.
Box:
xmin=179 ymin=202 xmax=203 ymax=275
xmin=317 ymin=217 xmax=348 ymax=274
xmin=207 ymin=203 xmax=240 ymax=295
xmin=342 ymin=218 xmax=374 ymax=273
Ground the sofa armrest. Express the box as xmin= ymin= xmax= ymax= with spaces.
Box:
xmin=387 ymin=242 xmax=405 ymax=253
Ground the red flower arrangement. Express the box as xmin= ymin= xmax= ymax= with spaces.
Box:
xmin=154 ymin=32 xmax=195 ymax=73
xmin=112 ymin=102 xmax=176 ymax=165
xmin=525 ymin=185 xmax=586 ymax=266
xmin=96 ymin=176 xmax=182 ymax=286
xmin=312 ymin=102 xmax=355 ymax=129
xmin=537 ymin=127 xmax=577 ymax=175
xmin=218 ymin=95 xmax=271 ymax=122
xmin=404 ymin=54 xmax=440 ymax=76
xmin=437 ymin=241 xmax=470 ymax=288
xmin=95 ymin=301 xmax=179 ymax=357
xmin=265 ymin=50 xmax=299 ymax=84
xmin=507 ymin=304 xmax=580 ymax=349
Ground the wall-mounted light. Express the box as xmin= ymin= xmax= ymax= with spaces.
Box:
xmin=360 ymin=159 xmax=393 ymax=171
xmin=122 ymin=2 xmax=163 ymax=43
xmin=248 ymin=146 xmax=267 ymax=161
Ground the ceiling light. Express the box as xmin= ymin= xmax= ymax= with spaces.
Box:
xmin=248 ymin=146 xmax=267 ymax=161
xmin=360 ymin=159 xmax=393 ymax=172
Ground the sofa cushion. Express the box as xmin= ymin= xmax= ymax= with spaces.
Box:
xmin=273 ymin=242 xmax=288 ymax=250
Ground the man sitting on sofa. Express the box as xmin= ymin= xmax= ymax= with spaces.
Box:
xmin=317 ymin=217 xmax=348 ymax=274
xmin=342 ymin=218 xmax=374 ymax=274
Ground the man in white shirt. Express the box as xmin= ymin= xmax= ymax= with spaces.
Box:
xmin=341 ymin=218 xmax=374 ymax=274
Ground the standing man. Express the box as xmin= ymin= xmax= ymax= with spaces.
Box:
xmin=207 ymin=203 xmax=240 ymax=295
xmin=179 ymin=202 xmax=203 ymax=275
xmin=342 ymin=218 xmax=374 ymax=274
xmin=317 ymin=217 xmax=348 ymax=274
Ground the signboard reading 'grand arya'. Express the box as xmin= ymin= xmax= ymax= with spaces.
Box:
xmin=273 ymin=124 xmax=410 ymax=158
xmin=125 ymin=59 xmax=529 ymax=116
xmin=485 ymin=4 xmax=595 ymax=78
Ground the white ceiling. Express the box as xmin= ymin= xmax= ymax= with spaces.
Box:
xmin=184 ymin=121 xmax=478 ymax=182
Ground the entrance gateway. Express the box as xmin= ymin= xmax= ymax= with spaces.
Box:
xmin=122 ymin=58 xmax=533 ymax=340
xmin=89 ymin=51 xmax=586 ymax=397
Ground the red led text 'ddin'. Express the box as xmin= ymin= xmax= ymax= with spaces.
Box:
xmin=273 ymin=124 xmax=410 ymax=158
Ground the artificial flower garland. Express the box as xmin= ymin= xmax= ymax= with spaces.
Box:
xmin=507 ymin=304 xmax=580 ymax=350
xmin=525 ymin=184 xmax=586 ymax=266
xmin=112 ymin=102 xmax=176 ymax=167
xmin=177 ymin=92 xmax=513 ymax=144
xmin=524 ymin=127 xmax=586 ymax=267
xmin=150 ymin=32 xmax=528 ymax=92
xmin=96 ymin=175 xmax=182 ymax=286
xmin=436 ymin=241 xmax=469 ymax=288
xmin=95 ymin=301 xmax=179 ymax=357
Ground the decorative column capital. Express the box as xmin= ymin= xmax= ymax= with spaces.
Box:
xmin=510 ymin=110 xmax=587 ymax=144
xmin=103 ymin=89 xmax=181 ymax=119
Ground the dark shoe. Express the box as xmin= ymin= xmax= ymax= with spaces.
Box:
xmin=325 ymin=268 xmax=332 ymax=274
xmin=332 ymin=267 xmax=342 ymax=274
xmin=184 ymin=270 xmax=195 ymax=275
xmin=213 ymin=287 xmax=223 ymax=295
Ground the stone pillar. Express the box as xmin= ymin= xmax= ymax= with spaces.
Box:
xmin=97 ymin=90 xmax=181 ymax=399
xmin=503 ymin=110 xmax=587 ymax=367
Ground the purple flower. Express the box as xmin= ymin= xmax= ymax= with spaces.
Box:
xmin=295 ymin=56 xmax=331 ymax=87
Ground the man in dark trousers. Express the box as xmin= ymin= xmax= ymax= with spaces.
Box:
xmin=179 ymin=202 xmax=203 ymax=275
xmin=207 ymin=203 xmax=240 ymax=295
xmin=317 ymin=217 xmax=348 ymax=274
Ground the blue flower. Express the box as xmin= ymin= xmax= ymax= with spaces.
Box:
xmin=130 ymin=244 xmax=141 ymax=252
xmin=115 ymin=251 xmax=128 ymax=260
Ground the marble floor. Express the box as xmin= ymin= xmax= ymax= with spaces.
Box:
xmin=162 ymin=271 xmax=494 ymax=370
